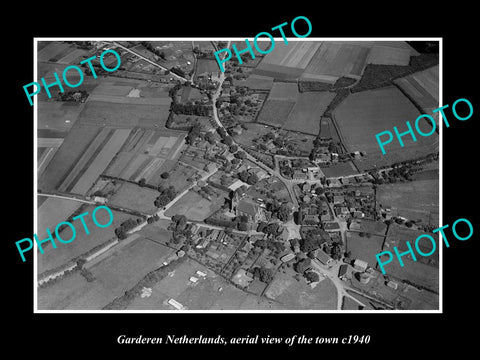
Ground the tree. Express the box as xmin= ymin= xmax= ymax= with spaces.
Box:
xmin=253 ymin=267 xmax=275 ymax=283
xmin=304 ymin=271 xmax=319 ymax=283
xmin=238 ymin=222 xmax=248 ymax=231
xmin=229 ymin=144 xmax=238 ymax=153
xmin=234 ymin=151 xmax=246 ymax=160
xmin=160 ymin=172 xmax=170 ymax=179
xmin=277 ymin=203 xmax=292 ymax=222
xmin=224 ymin=136 xmax=233 ymax=146
xmin=246 ymin=172 xmax=259 ymax=185
xmin=138 ymin=178 xmax=146 ymax=187
xmin=294 ymin=258 xmax=311 ymax=274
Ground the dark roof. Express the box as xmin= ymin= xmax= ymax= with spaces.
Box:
xmin=338 ymin=264 xmax=348 ymax=277
xmin=237 ymin=200 xmax=258 ymax=216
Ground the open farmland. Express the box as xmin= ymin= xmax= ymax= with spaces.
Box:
xmin=256 ymin=100 xmax=295 ymax=127
xmin=265 ymin=272 xmax=337 ymax=310
xmin=125 ymin=258 xmax=284 ymax=310
xmin=38 ymin=42 xmax=90 ymax=64
xmin=38 ymin=138 xmax=64 ymax=176
xmin=376 ymin=179 xmax=439 ymax=227
xmin=394 ymin=65 xmax=439 ymax=121
xmin=284 ymin=92 xmax=335 ymax=135
xmin=109 ymin=182 xmax=159 ymax=215
xmin=382 ymin=224 xmax=439 ymax=291
xmin=268 ymin=82 xmax=298 ymax=101
xmin=346 ymin=231 xmax=385 ymax=267
xmin=77 ymin=100 xmax=171 ymax=128
xmin=195 ymin=58 xmax=220 ymax=77
xmin=164 ymin=188 xmax=226 ymax=221
xmin=301 ymin=41 xmax=373 ymax=83
xmin=104 ymin=127 xmax=186 ymax=185
xmin=38 ymin=206 xmax=132 ymax=275
xmin=233 ymin=74 xmax=274 ymax=90
xmin=57 ymin=128 xmax=131 ymax=195
xmin=333 ymin=86 xmax=439 ymax=170
xmin=38 ymin=101 xmax=87 ymax=133
xmin=38 ymin=236 xmax=174 ymax=310
xmin=254 ymin=41 xmax=321 ymax=79
xmin=38 ymin=123 xmax=102 ymax=192
xmin=37 ymin=197 xmax=83 ymax=244
xmin=366 ymin=41 xmax=419 ymax=66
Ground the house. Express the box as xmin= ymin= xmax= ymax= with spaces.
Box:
xmin=315 ymin=248 xmax=335 ymax=267
xmin=168 ymin=298 xmax=185 ymax=310
xmin=353 ymin=259 xmax=368 ymax=272
xmin=386 ymin=280 xmax=398 ymax=290
xmin=338 ymin=264 xmax=352 ymax=281
xmin=324 ymin=222 xmax=341 ymax=232
xmin=281 ymin=253 xmax=296 ymax=263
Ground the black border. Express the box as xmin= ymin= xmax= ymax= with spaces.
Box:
xmin=6 ymin=6 xmax=478 ymax=355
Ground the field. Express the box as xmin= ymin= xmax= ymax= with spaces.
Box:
xmin=256 ymin=100 xmax=295 ymax=127
xmin=109 ymin=182 xmax=159 ymax=214
xmin=322 ymin=162 xmax=359 ymax=178
xmin=164 ymin=189 xmax=226 ymax=221
xmin=394 ymin=65 xmax=439 ymax=121
xmin=144 ymin=41 xmax=194 ymax=72
xmin=126 ymin=258 xmax=285 ymax=310
xmin=366 ymin=41 xmax=419 ymax=66
xmin=267 ymin=82 xmax=299 ymax=101
xmin=38 ymin=123 xmax=102 ymax=192
xmin=253 ymin=41 xmax=321 ymax=79
xmin=38 ymin=138 xmax=64 ymax=176
xmin=333 ymin=86 xmax=439 ymax=170
xmin=104 ymin=128 xmax=187 ymax=186
xmin=284 ymin=92 xmax=335 ymax=135
xmin=38 ymin=42 xmax=90 ymax=64
xmin=233 ymin=74 xmax=274 ymax=90
xmin=195 ymin=58 xmax=220 ymax=76
xmin=265 ymin=272 xmax=337 ymax=310
xmin=38 ymin=236 xmax=174 ymax=310
xmin=376 ymin=179 xmax=439 ymax=227
xmin=37 ymin=197 xmax=83 ymax=242
xmin=382 ymin=224 xmax=439 ymax=291
xmin=57 ymin=128 xmax=132 ymax=195
xmin=38 ymin=207 xmax=132 ymax=275
xmin=301 ymin=42 xmax=372 ymax=83
xmin=37 ymin=101 xmax=87 ymax=133
xmin=77 ymin=100 xmax=171 ymax=128
xmin=345 ymin=231 xmax=385 ymax=267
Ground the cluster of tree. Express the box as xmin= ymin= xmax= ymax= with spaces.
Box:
xmin=253 ymin=238 xmax=285 ymax=254
xmin=252 ymin=266 xmax=275 ymax=283
xmin=115 ymin=218 xmax=143 ymax=240
xmin=185 ymin=122 xmax=202 ymax=145
xmin=266 ymin=201 xmax=292 ymax=222
xmin=147 ymin=214 xmax=160 ymax=224
xmin=154 ymin=186 xmax=176 ymax=208
xmin=237 ymin=170 xmax=259 ymax=185
xmin=58 ymin=90 xmax=89 ymax=102
xmin=140 ymin=41 xmax=166 ymax=60
xmin=300 ymin=229 xmax=328 ymax=253
xmin=294 ymin=258 xmax=311 ymax=274
xmin=237 ymin=215 xmax=249 ymax=231
xmin=171 ymin=102 xmax=210 ymax=116
xmin=170 ymin=67 xmax=186 ymax=78
xmin=256 ymin=222 xmax=283 ymax=236
xmin=304 ymin=271 xmax=320 ymax=283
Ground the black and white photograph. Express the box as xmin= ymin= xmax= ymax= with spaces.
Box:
xmin=5 ymin=6 xmax=478 ymax=355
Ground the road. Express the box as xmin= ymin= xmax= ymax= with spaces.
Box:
xmin=310 ymin=259 xmax=365 ymax=310
xmin=209 ymin=46 xmax=299 ymax=208
xmin=110 ymin=41 xmax=189 ymax=82
xmin=37 ymin=193 xmax=95 ymax=205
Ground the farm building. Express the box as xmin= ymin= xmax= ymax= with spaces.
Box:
xmin=354 ymin=259 xmax=368 ymax=272
xmin=168 ymin=298 xmax=185 ymax=310
xmin=315 ymin=248 xmax=335 ymax=267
